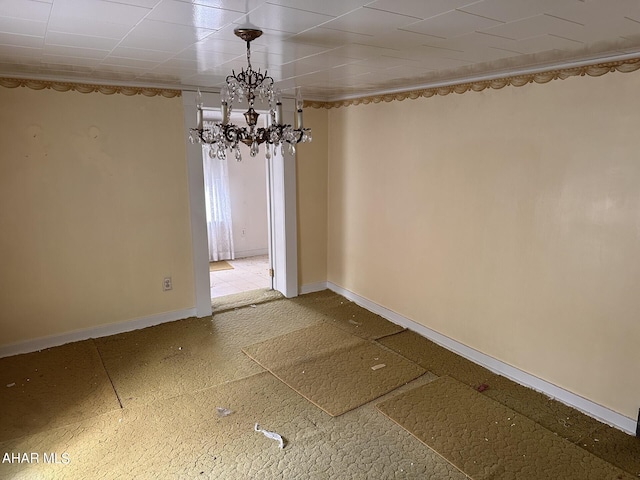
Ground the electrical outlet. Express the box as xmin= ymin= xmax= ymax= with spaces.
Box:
xmin=163 ymin=277 xmax=172 ymax=291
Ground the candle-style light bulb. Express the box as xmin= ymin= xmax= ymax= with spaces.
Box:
xmin=275 ymin=89 xmax=283 ymax=125
xmin=295 ymin=88 xmax=303 ymax=111
xmin=196 ymin=88 xmax=203 ymax=130
xmin=196 ymin=106 xmax=203 ymax=130
xmin=221 ymin=85 xmax=229 ymax=125
xmin=295 ymin=88 xmax=304 ymax=130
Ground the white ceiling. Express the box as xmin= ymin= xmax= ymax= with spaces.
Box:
xmin=1 ymin=0 xmax=640 ymax=101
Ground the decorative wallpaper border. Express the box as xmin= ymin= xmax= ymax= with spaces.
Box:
xmin=305 ymin=57 xmax=640 ymax=109
xmin=3 ymin=57 xmax=639 ymax=105
xmin=0 ymin=77 xmax=181 ymax=98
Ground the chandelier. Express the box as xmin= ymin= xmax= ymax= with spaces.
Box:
xmin=189 ymin=27 xmax=312 ymax=161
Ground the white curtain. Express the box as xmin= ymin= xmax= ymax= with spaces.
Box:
xmin=203 ymin=145 xmax=235 ymax=261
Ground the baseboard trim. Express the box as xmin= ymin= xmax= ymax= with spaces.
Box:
xmin=234 ymin=248 xmax=268 ymax=259
xmin=0 ymin=307 xmax=197 ymax=359
xmin=327 ymin=282 xmax=636 ymax=435
xmin=299 ymin=281 xmax=329 ymax=295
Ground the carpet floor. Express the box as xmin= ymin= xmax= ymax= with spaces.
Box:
xmin=209 ymin=261 xmax=233 ymax=272
xmin=1 ymin=290 xmax=638 ymax=479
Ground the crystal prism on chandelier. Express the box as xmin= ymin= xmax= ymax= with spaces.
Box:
xmin=189 ymin=27 xmax=312 ymax=161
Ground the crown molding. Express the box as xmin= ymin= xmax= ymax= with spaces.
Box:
xmin=0 ymin=77 xmax=181 ymax=98
xmin=305 ymin=57 xmax=640 ymax=110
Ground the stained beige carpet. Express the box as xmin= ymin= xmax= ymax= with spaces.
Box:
xmin=209 ymin=260 xmax=233 ymax=272
xmin=377 ymin=330 xmax=602 ymax=443
xmin=292 ymin=290 xmax=405 ymax=340
xmin=94 ymin=299 xmax=327 ymax=408
xmin=0 ymin=340 xmax=121 ymax=442
xmin=376 ymin=376 xmax=634 ymax=480
xmin=1 ymin=290 xmax=638 ymax=479
xmin=211 ymin=288 xmax=283 ymax=313
xmin=0 ymin=372 xmax=465 ymax=479
xmin=242 ymin=323 xmax=426 ymax=416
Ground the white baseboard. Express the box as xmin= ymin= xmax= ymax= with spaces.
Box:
xmin=299 ymin=281 xmax=329 ymax=295
xmin=0 ymin=307 xmax=196 ymax=359
xmin=327 ymin=282 xmax=636 ymax=436
xmin=233 ymin=248 xmax=268 ymax=259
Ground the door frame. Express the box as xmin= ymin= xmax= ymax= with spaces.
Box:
xmin=182 ymin=90 xmax=298 ymax=317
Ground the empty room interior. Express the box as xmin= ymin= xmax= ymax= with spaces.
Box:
xmin=1 ymin=0 xmax=640 ymax=478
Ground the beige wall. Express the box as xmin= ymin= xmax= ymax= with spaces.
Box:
xmin=327 ymin=72 xmax=640 ymax=420
xmin=0 ymin=87 xmax=194 ymax=346
xmin=297 ymin=107 xmax=328 ymax=287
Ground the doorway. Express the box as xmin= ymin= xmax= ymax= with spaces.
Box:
xmin=183 ymin=90 xmax=299 ymax=318
xmin=203 ymin=111 xmax=273 ymax=300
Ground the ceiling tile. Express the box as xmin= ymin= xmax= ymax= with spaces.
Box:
xmin=127 ymin=18 xmax=215 ymax=40
xmin=232 ymin=4 xmax=334 ymax=34
xmin=512 ymin=34 xmax=584 ymax=54
xmin=146 ymin=0 xmax=243 ymax=29
xmin=351 ymin=55 xmax=421 ymax=69
xmin=328 ymin=62 xmax=386 ymax=77
xmin=425 ymin=31 xmax=521 ymax=53
xmin=45 ymin=32 xmax=121 ymax=51
xmin=191 ymin=36 xmax=248 ymax=55
xmin=289 ymin=50 xmax=360 ymax=69
xmin=480 ymin=14 xmax=584 ymax=41
xmin=549 ymin=0 xmax=640 ymax=25
xmin=99 ymin=56 xmax=161 ymax=69
xmin=174 ymin=0 xmax=264 ymax=13
xmin=0 ymin=16 xmax=47 ymax=37
xmin=180 ymin=72 xmax=226 ymax=87
xmin=618 ymin=34 xmax=640 ymax=53
xmin=0 ymin=57 xmax=42 ymax=69
xmin=43 ymin=44 xmax=111 ymax=60
xmin=42 ymin=53 xmax=104 ymax=67
xmin=367 ymin=0 xmax=481 ymax=20
xmin=120 ymin=19 xmax=216 ymax=52
xmin=0 ymin=44 xmax=43 ymax=58
xmin=210 ymin=23 xmax=293 ymax=47
xmin=328 ymin=43 xmax=401 ymax=59
xmin=379 ymin=64 xmax=434 ymax=79
xmin=460 ymin=0 xmax=575 ymax=23
xmin=150 ymin=63 xmax=200 ymax=75
xmin=412 ymin=55 xmax=471 ymax=71
xmin=0 ymin=0 xmax=52 ymax=22
xmin=104 ymin=0 xmax=161 ymax=6
xmin=265 ymin=0 xmax=365 ymax=17
xmin=50 ymin=0 xmax=152 ymax=26
xmin=548 ymin=3 xmax=640 ymax=42
xmin=109 ymin=46 xmax=177 ymax=62
xmin=288 ymin=27 xmax=373 ymax=47
xmin=260 ymin=40 xmax=331 ymax=62
xmin=411 ymin=44 xmax=519 ymax=64
xmin=268 ymin=61 xmax=323 ymax=80
xmin=172 ymin=46 xmax=239 ymax=65
xmin=0 ymin=32 xmax=44 ymax=49
xmin=320 ymin=7 xmax=421 ymax=35
xmin=47 ymin=18 xmax=133 ymax=39
xmin=137 ymin=71 xmax=185 ymax=83
xmin=358 ymin=29 xmax=445 ymax=50
xmin=402 ymin=9 xmax=503 ymax=38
